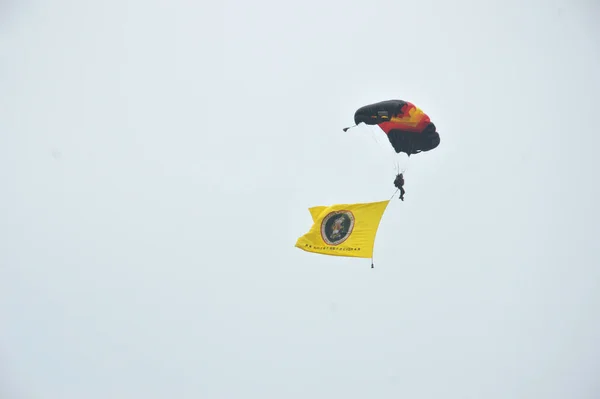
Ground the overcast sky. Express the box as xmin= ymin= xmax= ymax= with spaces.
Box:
xmin=1 ymin=0 xmax=599 ymax=398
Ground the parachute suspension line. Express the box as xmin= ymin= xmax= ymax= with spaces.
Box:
xmin=345 ymin=123 xmax=398 ymax=172
xmin=397 ymin=152 xmax=409 ymax=175
xmin=366 ymin=124 xmax=384 ymax=150
xmin=363 ymin=124 xmax=398 ymax=172
xmin=346 ymin=123 xmax=386 ymax=154
xmin=393 ymin=157 xmax=402 ymax=178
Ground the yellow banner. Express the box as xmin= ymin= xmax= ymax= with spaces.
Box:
xmin=295 ymin=200 xmax=390 ymax=258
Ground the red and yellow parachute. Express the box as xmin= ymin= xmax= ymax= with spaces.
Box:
xmin=344 ymin=99 xmax=440 ymax=156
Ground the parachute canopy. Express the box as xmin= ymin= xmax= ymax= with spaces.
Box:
xmin=346 ymin=99 xmax=440 ymax=156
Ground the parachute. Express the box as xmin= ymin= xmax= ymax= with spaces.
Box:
xmin=343 ymin=99 xmax=440 ymax=156
xmin=343 ymin=99 xmax=440 ymax=200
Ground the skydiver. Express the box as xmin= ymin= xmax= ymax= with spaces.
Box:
xmin=393 ymin=173 xmax=405 ymax=201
